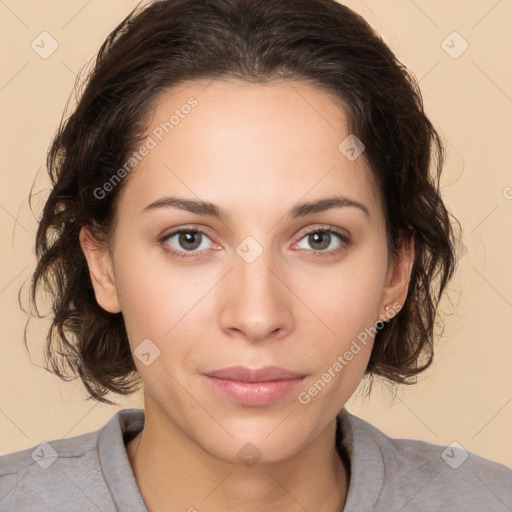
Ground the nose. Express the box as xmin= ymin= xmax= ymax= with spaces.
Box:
xmin=218 ymin=247 xmax=294 ymax=343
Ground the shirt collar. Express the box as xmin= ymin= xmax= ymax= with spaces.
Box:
xmin=98 ymin=407 xmax=386 ymax=512
xmin=98 ymin=408 xmax=147 ymax=512
xmin=336 ymin=407 xmax=386 ymax=510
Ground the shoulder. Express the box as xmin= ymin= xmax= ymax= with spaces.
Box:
xmin=339 ymin=408 xmax=512 ymax=511
xmin=0 ymin=427 xmax=98 ymax=475
xmin=0 ymin=410 xmax=135 ymax=512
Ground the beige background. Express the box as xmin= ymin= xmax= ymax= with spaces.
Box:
xmin=0 ymin=0 xmax=511 ymax=470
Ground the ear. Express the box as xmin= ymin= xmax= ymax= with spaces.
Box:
xmin=378 ymin=230 xmax=415 ymax=320
xmin=79 ymin=225 xmax=121 ymax=314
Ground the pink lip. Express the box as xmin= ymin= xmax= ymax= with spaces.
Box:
xmin=203 ymin=366 xmax=307 ymax=406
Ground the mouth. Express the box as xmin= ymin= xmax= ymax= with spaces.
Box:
xmin=202 ymin=366 xmax=307 ymax=406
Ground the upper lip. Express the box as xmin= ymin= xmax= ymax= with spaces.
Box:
xmin=204 ymin=366 xmax=307 ymax=382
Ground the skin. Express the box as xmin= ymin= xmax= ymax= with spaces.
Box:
xmin=79 ymin=78 xmax=414 ymax=512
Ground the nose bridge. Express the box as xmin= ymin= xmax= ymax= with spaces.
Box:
xmin=220 ymin=233 xmax=292 ymax=339
xmin=234 ymin=236 xmax=283 ymax=306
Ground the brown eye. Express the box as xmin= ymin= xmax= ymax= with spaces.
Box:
xmin=160 ymin=228 xmax=214 ymax=259
xmin=175 ymin=231 xmax=203 ymax=251
xmin=294 ymin=227 xmax=350 ymax=257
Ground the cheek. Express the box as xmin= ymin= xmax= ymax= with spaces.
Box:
xmin=112 ymin=240 xmax=198 ymax=333
xmin=300 ymin=245 xmax=387 ymax=335
xmin=292 ymin=244 xmax=387 ymax=386
xmin=294 ymin=278 xmax=379 ymax=413
xmin=112 ymin=250 xmax=212 ymax=381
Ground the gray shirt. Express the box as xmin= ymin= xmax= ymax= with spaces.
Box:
xmin=1 ymin=407 xmax=511 ymax=511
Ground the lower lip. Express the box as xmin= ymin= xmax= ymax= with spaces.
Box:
xmin=203 ymin=375 xmax=306 ymax=406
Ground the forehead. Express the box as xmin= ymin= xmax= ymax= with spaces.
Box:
xmin=117 ymin=78 xmax=382 ymax=220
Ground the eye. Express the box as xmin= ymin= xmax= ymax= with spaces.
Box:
xmin=159 ymin=227 xmax=215 ymax=259
xmin=293 ymin=227 xmax=350 ymax=257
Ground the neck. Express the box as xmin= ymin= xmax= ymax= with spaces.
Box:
xmin=126 ymin=404 xmax=349 ymax=512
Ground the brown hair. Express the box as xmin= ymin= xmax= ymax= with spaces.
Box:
xmin=23 ymin=0 xmax=458 ymax=404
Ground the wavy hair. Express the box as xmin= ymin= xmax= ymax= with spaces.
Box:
xmin=23 ymin=0 xmax=458 ymax=403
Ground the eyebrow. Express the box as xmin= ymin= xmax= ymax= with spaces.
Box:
xmin=140 ymin=194 xmax=370 ymax=219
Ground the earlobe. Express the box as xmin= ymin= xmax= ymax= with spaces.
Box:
xmin=379 ymin=232 xmax=415 ymax=319
xmin=79 ymin=225 xmax=122 ymax=314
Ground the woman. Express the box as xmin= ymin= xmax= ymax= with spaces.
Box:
xmin=1 ymin=0 xmax=510 ymax=510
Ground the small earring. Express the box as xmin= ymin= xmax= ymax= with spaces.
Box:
xmin=383 ymin=304 xmax=393 ymax=321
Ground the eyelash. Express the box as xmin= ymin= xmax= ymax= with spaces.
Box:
xmin=159 ymin=225 xmax=351 ymax=260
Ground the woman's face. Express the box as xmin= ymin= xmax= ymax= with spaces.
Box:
xmin=81 ymin=78 xmax=411 ymax=464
